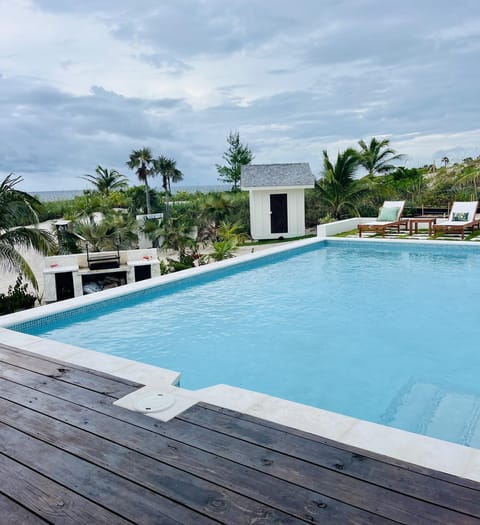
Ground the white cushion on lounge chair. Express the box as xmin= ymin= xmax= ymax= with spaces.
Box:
xmin=438 ymin=220 xmax=470 ymax=226
xmin=450 ymin=201 xmax=477 ymax=221
xmin=360 ymin=201 xmax=405 ymax=227
xmin=439 ymin=202 xmax=478 ymax=226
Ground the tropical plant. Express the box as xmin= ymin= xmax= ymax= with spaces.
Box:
xmin=127 ymin=148 xmax=154 ymax=214
xmin=141 ymin=219 xmax=164 ymax=248
xmin=103 ymin=212 xmax=139 ymax=249
xmin=159 ymin=220 xmax=196 ymax=258
xmin=316 ymin=149 xmax=366 ymax=219
xmin=458 ymin=165 xmax=480 ymax=200
xmin=442 ymin=156 xmax=450 ymax=168
xmin=0 ymin=274 xmax=37 ymax=314
xmin=216 ymin=131 xmax=254 ymax=191
xmin=125 ymin=185 xmax=162 ymax=215
xmin=210 ymin=239 xmax=237 ymax=261
xmin=81 ymin=166 xmax=128 ymax=196
xmin=0 ymin=174 xmax=56 ymax=290
xmin=152 ymin=155 xmax=184 ymax=219
xmin=386 ymin=167 xmax=427 ymax=207
xmin=74 ymin=212 xmax=138 ymax=252
xmin=208 ymin=220 xmax=248 ymax=261
xmin=199 ymin=192 xmax=235 ymax=231
xmin=216 ymin=221 xmax=249 ymax=243
xmin=154 ymin=219 xmax=204 ymax=271
xmin=357 ymin=137 xmax=404 ymax=178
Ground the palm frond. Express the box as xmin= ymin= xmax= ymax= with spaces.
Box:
xmin=0 ymin=243 xmax=39 ymax=289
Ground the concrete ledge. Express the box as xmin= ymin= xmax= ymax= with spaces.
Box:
xmin=317 ymin=217 xmax=375 ymax=237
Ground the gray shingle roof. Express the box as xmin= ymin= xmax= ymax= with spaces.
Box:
xmin=241 ymin=163 xmax=315 ymax=188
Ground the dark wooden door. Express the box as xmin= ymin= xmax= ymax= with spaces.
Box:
xmin=55 ymin=272 xmax=74 ymax=301
xmin=270 ymin=194 xmax=288 ymax=234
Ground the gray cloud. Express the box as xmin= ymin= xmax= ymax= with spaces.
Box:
xmin=4 ymin=1 xmax=480 ymax=190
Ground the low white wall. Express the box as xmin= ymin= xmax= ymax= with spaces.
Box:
xmin=317 ymin=217 xmax=376 ymax=237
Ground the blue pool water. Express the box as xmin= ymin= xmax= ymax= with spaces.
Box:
xmin=15 ymin=240 xmax=480 ymax=447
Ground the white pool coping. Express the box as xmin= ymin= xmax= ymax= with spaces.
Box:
xmin=1 ymin=235 xmax=480 ymax=482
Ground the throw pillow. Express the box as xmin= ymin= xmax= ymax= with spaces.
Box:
xmin=452 ymin=212 xmax=469 ymax=222
xmin=377 ymin=206 xmax=400 ymax=222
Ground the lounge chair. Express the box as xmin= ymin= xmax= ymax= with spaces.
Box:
xmin=358 ymin=201 xmax=406 ymax=238
xmin=433 ymin=201 xmax=479 ymax=240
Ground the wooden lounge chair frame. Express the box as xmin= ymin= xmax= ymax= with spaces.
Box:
xmin=358 ymin=201 xmax=406 ymax=238
xmin=433 ymin=201 xmax=480 ymax=240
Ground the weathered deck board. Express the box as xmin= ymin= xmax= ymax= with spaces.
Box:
xmin=0 ymin=453 xmax=132 ymax=524
xmin=203 ymin=403 xmax=480 ymax=488
xmin=0 ymin=344 xmax=137 ymax=398
xmin=1 ymin=343 xmax=480 ymax=524
xmin=178 ymin=404 xmax=480 ymax=516
xmin=0 ymin=493 xmax=49 ymax=525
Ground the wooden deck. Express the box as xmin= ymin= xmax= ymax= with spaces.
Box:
xmin=1 ymin=343 xmax=480 ymax=524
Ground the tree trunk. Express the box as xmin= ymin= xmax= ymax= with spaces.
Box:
xmin=163 ymin=175 xmax=170 ymax=219
xmin=165 ymin=191 xmax=170 ymax=219
xmin=144 ymin=179 xmax=151 ymax=214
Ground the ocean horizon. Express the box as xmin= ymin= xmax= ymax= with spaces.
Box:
xmin=33 ymin=184 xmax=231 ymax=202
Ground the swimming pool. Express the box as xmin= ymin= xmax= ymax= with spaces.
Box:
xmin=11 ymin=240 xmax=480 ymax=448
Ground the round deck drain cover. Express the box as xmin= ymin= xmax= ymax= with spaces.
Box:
xmin=134 ymin=393 xmax=176 ymax=414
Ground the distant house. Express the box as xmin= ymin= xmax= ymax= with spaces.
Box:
xmin=241 ymin=163 xmax=315 ymax=240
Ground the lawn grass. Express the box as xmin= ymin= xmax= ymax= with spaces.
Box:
xmin=334 ymin=229 xmax=358 ymax=237
xmin=243 ymin=234 xmax=317 ymax=246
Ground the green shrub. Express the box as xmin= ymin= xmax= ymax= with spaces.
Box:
xmin=0 ymin=275 xmax=37 ymax=314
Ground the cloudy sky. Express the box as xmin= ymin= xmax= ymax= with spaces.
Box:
xmin=1 ymin=0 xmax=480 ymax=191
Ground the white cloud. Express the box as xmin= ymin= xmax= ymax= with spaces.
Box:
xmin=0 ymin=0 xmax=479 ymax=190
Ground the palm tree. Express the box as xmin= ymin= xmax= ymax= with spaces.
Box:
xmin=358 ymin=138 xmax=404 ymax=178
xmin=316 ymin=149 xmax=366 ymax=219
xmin=0 ymin=174 xmax=56 ymax=290
xmin=442 ymin=156 xmax=450 ymax=168
xmin=152 ymin=156 xmax=184 ymax=219
xmin=458 ymin=166 xmax=480 ymax=200
xmin=74 ymin=212 xmax=138 ymax=252
xmin=200 ymin=192 xmax=234 ymax=227
xmin=127 ymin=148 xmax=154 ymax=214
xmin=81 ymin=166 xmax=128 ymax=196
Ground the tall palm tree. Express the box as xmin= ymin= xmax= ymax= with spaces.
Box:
xmin=358 ymin=137 xmax=404 ymax=178
xmin=81 ymin=166 xmax=128 ymax=196
xmin=152 ymin=156 xmax=184 ymax=219
xmin=442 ymin=156 xmax=450 ymax=168
xmin=127 ymin=148 xmax=154 ymax=214
xmin=0 ymin=174 xmax=56 ymax=290
xmin=317 ymin=149 xmax=366 ymax=219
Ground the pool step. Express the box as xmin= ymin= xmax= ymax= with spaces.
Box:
xmin=427 ymin=392 xmax=480 ymax=446
xmin=383 ymin=382 xmax=480 ymax=447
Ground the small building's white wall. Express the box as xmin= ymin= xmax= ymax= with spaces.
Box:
xmin=249 ymin=188 xmax=307 ymax=240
